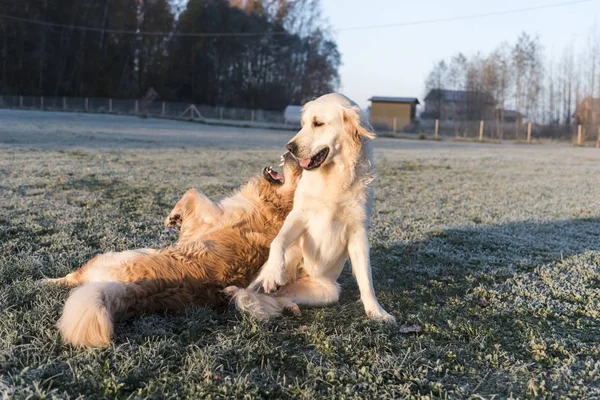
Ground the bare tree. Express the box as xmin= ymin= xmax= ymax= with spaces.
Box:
xmin=447 ymin=53 xmax=467 ymax=91
xmin=558 ymin=43 xmax=575 ymax=127
xmin=584 ymin=22 xmax=599 ymax=101
xmin=424 ymin=60 xmax=448 ymax=119
xmin=424 ymin=60 xmax=448 ymax=94
xmin=487 ymin=43 xmax=512 ymax=138
xmin=511 ymin=33 xmax=543 ymax=138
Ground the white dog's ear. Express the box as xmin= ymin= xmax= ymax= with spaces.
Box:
xmin=343 ymin=107 xmax=377 ymax=142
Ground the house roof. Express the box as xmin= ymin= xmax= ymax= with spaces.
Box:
xmin=425 ymin=89 xmax=495 ymax=104
xmin=496 ymin=109 xmax=525 ymax=118
xmin=369 ymin=96 xmax=420 ymax=105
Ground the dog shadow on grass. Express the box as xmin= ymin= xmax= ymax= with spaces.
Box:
xmin=359 ymin=217 xmax=600 ymax=360
xmin=369 ymin=216 xmax=600 ymax=288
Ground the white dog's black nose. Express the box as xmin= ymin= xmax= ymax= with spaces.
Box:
xmin=286 ymin=142 xmax=298 ymax=156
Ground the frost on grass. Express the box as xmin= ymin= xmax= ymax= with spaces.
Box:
xmin=1 ymin=111 xmax=600 ymax=398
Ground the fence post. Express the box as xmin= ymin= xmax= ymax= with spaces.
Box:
xmin=135 ymin=100 xmax=139 ymax=114
xmin=19 ymin=96 xmax=23 ymax=108
xmin=479 ymin=120 xmax=484 ymax=141
xmin=527 ymin=122 xmax=532 ymax=143
xmin=162 ymin=102 xmax=166 ymax=117
xmin=251 ymin=110 xmax=255 ymax=123
xmin=577 ymin=124 xmax=582 ymax=146
xmin=220 ymin=108 xmax=223 ymax=120
xmin=63 ymin=97 xmax=66 ymax=110
xmin=393 ymin=118 xmax=397 ymax=134
xmin=109 ymin=98 xmax=113 ymax=113
xmin=40 ymin=96 xmax=44 ymax=110
xmin=434 ymin=119 xmax=439 ymax=139
xmin=597 ymin=127 xmax=600 ymax=148
xmin=85 ymin=97 xmax=89 ymax=111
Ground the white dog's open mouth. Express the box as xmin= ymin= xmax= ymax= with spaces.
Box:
xmin=299 ymin=147 xmax=329 ymax=170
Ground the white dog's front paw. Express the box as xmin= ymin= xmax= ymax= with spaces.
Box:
xmin=366 ymin=307 xmax=396 ymax=324
xmin=260 ymin=267 xmax=284 ymax=293
xmin=250 ymin=259 xmax=285 ymax=293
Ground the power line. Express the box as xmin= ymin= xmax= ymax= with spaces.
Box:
xmin=0 ymin=0 xmax=593 ymax=38
xmin=339 ymin=0 xmax=594 ymax=32
xmin=0 ymin=14 xmax=288 ymax=37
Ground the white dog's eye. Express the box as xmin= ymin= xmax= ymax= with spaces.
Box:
xmin=313 ymin=121 xmax=324 ymax=128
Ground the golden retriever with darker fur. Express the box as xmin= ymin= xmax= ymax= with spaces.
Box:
xmin=46 ymin=153 xmax=302 ymax=347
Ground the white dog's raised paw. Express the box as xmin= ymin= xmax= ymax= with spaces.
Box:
xmin=261 ymin=273 xmax=283 ymax=293
xmin=367 ymin=309 xmax=397 ymax=324
xmin=250 ymin=262 xmax=285 ymax=293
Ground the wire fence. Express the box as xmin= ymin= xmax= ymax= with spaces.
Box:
xmin=3 ymin=95 xmax=599 ymax=146
xmin=0 ymin=94 xmax=298 ymax=130
xmin=380 ymin=117 xmax=600 ymax=145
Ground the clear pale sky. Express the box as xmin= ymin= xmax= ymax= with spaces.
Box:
xmin=321 ymin=0 xmax=599 ymax=108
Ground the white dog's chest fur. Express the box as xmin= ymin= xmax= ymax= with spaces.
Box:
xmin=294 ymin=174 xmax=370 ymax=279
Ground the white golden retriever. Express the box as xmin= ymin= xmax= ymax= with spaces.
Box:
xmin=227 ymin=93 xmax=395 ymax=323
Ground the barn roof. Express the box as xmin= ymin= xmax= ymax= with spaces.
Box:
xmin=368 ymin=96 xmax=420 ymax=104
xmin=424 ymin=89 xmax=495 ymax=104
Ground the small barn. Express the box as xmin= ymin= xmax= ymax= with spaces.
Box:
xmin=368 ymin=96 xmax=419 ymax=132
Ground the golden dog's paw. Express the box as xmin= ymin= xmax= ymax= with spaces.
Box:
xmin=165 ymin=212 xmax=182 ymax=228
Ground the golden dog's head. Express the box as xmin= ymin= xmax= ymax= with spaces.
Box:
xmin=285 ymin=93 xmax=376 ymax=171
xmin=262 ymin=151 xmax=302 ymax=192
xmin=256 ymin=151 xmax=303 ymax=215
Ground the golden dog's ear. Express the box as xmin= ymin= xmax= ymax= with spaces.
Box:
xmin=343 ymin=106 xmax=377 ymax=142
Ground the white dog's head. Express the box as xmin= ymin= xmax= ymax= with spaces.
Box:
xmin=285 ymin=93 xmax=376 ymax=171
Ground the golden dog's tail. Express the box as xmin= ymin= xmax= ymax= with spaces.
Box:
xmin=58 ymin=280 xmax=224 ymax=348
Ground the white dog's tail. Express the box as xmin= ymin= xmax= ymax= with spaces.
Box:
xmin=224 ymin=286 xmax=300 ymax=320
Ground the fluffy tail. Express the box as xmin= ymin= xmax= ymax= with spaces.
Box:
xmin=58 ymin=280 xmax=225 ymax=348
xmin=224 ymin=286 xmax=300 ymax=320
xmin=57 ymin=282 xmax=124 ymax=348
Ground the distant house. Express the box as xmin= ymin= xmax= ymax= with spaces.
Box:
xmin=422 ymin=89 xmax=495 ymax=121
xmin=368 ymin=96 xmax=419 ymax=132
xmin=574 ymin=97 xmax=600 ymax=126
xmin=495 ymin=109 xmax=526 ymax=123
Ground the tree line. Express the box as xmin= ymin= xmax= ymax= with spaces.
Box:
xmin=0 ymin=0 xmax=340 ymax=111
xmin=424 ymin=25 xmax=600 ymax=140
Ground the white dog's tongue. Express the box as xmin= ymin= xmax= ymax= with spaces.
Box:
xmin=299 ymin=158 xmax=311 ymax=169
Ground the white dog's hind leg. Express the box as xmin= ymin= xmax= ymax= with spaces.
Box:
xmin=274 ymin=277 xmax=340 ymax=306
xmin=227 ymin=277 xmax=339 ymax=320
xmin=348 ymin=227 xmax=396 ymax=324
xmin=223 ymin=286 xmax=301 ymax=320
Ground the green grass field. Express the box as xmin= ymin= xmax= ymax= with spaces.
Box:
xmin=1 ymin=110 xmax=600 ymax=398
